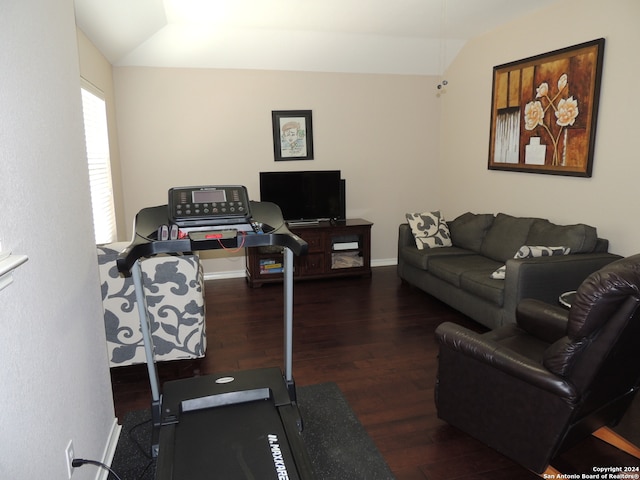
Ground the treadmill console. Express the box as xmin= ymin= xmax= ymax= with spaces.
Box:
xmin=168 ymin=185 xmax=252 ymax=228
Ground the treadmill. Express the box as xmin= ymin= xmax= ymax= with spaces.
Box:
xmin=116 ymin=197 xmax=314 ymax=479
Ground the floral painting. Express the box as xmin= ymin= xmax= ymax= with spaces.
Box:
xmin=488 ymin=39 xmax=605 ymax=177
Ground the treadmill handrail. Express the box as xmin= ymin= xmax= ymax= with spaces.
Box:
xmin=116 ymin=201 xmax=308 ymax=275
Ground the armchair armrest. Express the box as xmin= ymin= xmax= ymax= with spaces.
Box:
xmin=516 ymin=298 xmax=568 ymax=343
xmin=435 ymin=322 xmax=576 ymax=400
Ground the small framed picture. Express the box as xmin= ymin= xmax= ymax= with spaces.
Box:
xmin=272 ymin=110 xmax=314 ymax=161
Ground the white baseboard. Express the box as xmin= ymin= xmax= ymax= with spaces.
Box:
xmin=372 ymin=258 xmax=397 ymax=267
xmin=203 ymin=270 xmax=247 ymax=281
xmin=95 ymin=418 xmax=122 ymax=480
xmin=203 ymin=259 xmax=397 ymax=281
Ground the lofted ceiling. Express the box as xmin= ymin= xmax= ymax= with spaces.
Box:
xmin=74 ymin=0 xmax=563 ymax=75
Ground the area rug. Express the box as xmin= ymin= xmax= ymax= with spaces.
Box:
xmin=111 ymin=382 xmax=395 ymax=479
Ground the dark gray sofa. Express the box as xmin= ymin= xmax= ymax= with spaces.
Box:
xmin=397 ymin=212 xmax=622 ymax=329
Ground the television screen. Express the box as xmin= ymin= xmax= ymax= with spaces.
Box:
xmin=259 ymin=170 xmax=344 ymax=222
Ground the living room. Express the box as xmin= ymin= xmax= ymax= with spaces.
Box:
xmin=1 ymin=0 xmax=638 ymax=478
xmin=77 ymin=0 xmax=640 ymax=279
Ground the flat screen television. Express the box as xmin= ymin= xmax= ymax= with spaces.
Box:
xmin=259 ymin=170 xmax=344 ymax=223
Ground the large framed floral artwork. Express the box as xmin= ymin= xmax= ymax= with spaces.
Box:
xmin=488 ymin=38 xmax=605 ymax=177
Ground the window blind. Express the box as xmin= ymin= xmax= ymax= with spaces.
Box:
xmin=81 ymin=84 xmax=116 ymax=245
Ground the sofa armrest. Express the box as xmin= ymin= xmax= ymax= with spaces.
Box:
xmin=398 ymin=223 xmax=414 ymax=249
xmin=502 ymin=252 xmax=622 ymax=324
xmin=516 ymin=298 xmax=568 ymax=343
xmin=435 ymin=321 xmax=576 ymax=399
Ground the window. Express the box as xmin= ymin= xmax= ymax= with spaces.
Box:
xmin=81 ymin=82 xmax=117 ymax=244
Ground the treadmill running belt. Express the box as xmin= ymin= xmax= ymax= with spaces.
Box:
xmin=170 ymin=399 xmax=301 ymax=479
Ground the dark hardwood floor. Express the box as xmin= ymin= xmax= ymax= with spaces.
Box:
xmin=111 ymin=266 xmax=640 ymax=479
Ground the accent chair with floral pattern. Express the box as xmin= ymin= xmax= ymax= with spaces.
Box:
xmin=97 ymin=243 xmax=206 ymax=367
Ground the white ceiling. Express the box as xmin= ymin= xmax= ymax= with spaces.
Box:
xmin=74 ymin=0 xmax=563 ymax=75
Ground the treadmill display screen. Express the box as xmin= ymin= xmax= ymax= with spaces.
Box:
xmin=192 ymin=189 xmax=226 ymax=204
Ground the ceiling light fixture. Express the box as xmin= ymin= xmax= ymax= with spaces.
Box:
xmin=437 ymin=0 xmax=448 ymax=96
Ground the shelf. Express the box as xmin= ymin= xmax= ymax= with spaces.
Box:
xmin=259 ymin=258 xmax=284 ymax=274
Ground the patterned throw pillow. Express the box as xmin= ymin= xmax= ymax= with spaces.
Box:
xmin=406 ymin=211 xmax=453 ymax=250
xmin=490 ymin=245 xmax=571 ymax=279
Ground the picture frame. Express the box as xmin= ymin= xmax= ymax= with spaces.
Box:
xmin=488 ymin=38 xmax=605 ymax=177
xmin=272 ymin=110 xmax=314 ymax=161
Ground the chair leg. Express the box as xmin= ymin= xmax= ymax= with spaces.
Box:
xmin=592 ymin=426 xmax=640 ymax=459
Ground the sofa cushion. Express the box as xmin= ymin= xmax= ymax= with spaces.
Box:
xmin=406 ymin=211 xmax=452 ymax=250
xmin=448 ymin=212 xmax=495 ymax=253
xmin=429 ymin=255 xmax=502 ymax=288
xmin=480 ymin=213 xmax=537 ymax=262
xmin=526 ymin=220 xmax=597 ymax=253
xmin=460 ymin=270 xmax=505 ymax=306
xmin=400 ymin=245 xmax=476 ymax=270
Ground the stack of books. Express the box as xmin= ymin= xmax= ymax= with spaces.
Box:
xmin=259 ymin=259 xmax=283 ymax=274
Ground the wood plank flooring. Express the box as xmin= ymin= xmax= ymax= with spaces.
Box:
xmin=110 ymin=266 xmax=640 ymax=479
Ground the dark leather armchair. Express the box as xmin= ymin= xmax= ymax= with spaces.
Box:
xmin=434 ymin=254 xmax=640 ymax=474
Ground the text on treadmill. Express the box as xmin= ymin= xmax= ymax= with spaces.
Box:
xmin=268 ymin=434 xmax=290 ymax=480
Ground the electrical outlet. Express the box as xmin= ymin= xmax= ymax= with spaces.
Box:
xmin=65 ymin=440 xmax=75 ymax=479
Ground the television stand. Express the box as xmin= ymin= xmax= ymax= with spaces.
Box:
xmin=246 ymin=218 xmax=372 ymax=287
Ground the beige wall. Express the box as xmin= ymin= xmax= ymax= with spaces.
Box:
xmin=1 ymin=1 xmax=116 ymax=477
xmin=439 ymin=0 xmax=640 ymax=256
xmin=113 ymin=67 xmax=442 ymax=274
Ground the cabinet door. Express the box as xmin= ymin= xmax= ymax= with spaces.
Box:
xmin=291 ymin=229 xmax=327 ymax=276
xmin=298 ymin=253 xmax=326 ymax=275
xmin=300 ymin=231 xmax=324 ymax=253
